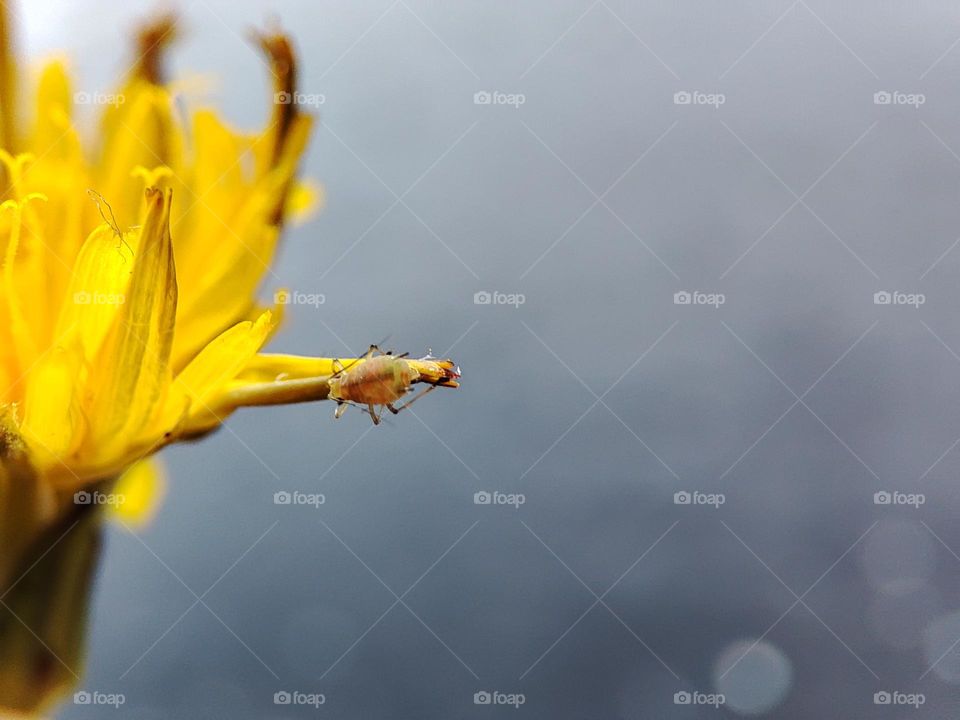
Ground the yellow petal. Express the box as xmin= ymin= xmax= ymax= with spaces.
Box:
xmin=31 ymin=60 xmax=73 ymax=159
xmin=96 ymin=85 xmax=182 ymax=228
xmin=157 ymin=311 xmax=275 ymax=438
xmin=20 ymin=345 xmax=84 ymax=460
xmin=110 ymin=457 xmax=165 ymax=527
xmin=175 ymin=310 xmax=275 ymax=409
xmin=55 ymin=223 xmax=139 ymax=365
xmin=171 ymin=113 xmax=313 ymax=370
xmin=285 ymin=179 xmax=323 ymax=225
xmin=0 ymin=192 xmax=47 ymax=389
xmin=86 ymin=187 xmax=177 ymax=454
xmin=238 ymin=353 xmax=340 ymax=383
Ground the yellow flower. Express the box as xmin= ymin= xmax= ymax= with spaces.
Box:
xmin=0 ymin=11 xmax=459 ymax=716
xmin=0 ymin=15 xmax=458 ymax=493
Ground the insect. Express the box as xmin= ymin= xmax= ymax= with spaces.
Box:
xmin=328 ymin=345 xmax=460 ymax=425
xmin=87 ymin=189 xmax=133 ymax=259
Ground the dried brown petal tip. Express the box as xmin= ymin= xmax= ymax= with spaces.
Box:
xmin=134 ymin=12 xmax=178 ymax=85
xmin=253 ymin=29 xmax=300 ymax=160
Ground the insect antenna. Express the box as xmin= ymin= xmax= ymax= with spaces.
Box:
xmin=329 ymin=351 xmax=370 ymax=381
xmin=328 ymin=336 xmax=392 ymax=380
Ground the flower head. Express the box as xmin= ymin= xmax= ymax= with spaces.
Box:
xmin=0 ymin=15 xmax=457 ymax=491
xmin=0 ymin=10 xmax=458 ymax=716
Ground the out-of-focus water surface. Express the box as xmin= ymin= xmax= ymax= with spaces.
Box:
xmin=24 ymin=1 xmax=960 ymax=717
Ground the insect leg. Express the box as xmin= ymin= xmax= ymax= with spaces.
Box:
xmin=335 ymin=402 xmax=348 ymax=419
xmin=391 ymin=385 xmax=437 ymax=414
xmin=368 ymin=404 xmax=381 ymax=425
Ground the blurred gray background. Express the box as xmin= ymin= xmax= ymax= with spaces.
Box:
xmin=22 ymin=0 xmax=960 ymax=717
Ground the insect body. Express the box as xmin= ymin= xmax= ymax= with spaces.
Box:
xmin=328 ymin=346 xmax=459 ymax=425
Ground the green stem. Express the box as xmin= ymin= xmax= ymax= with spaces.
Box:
xmin=0 ymin=454 xmax=104 ymax=716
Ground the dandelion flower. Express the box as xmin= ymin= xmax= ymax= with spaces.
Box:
xmin=0 ymin=11 xmax=458 ymax=714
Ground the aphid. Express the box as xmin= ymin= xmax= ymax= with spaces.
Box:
xmin=328 ymin=345 xmax=460 ymax=425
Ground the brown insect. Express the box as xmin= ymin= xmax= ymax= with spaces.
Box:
xmin=328 ymin=345 xmax=459 ymax=425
